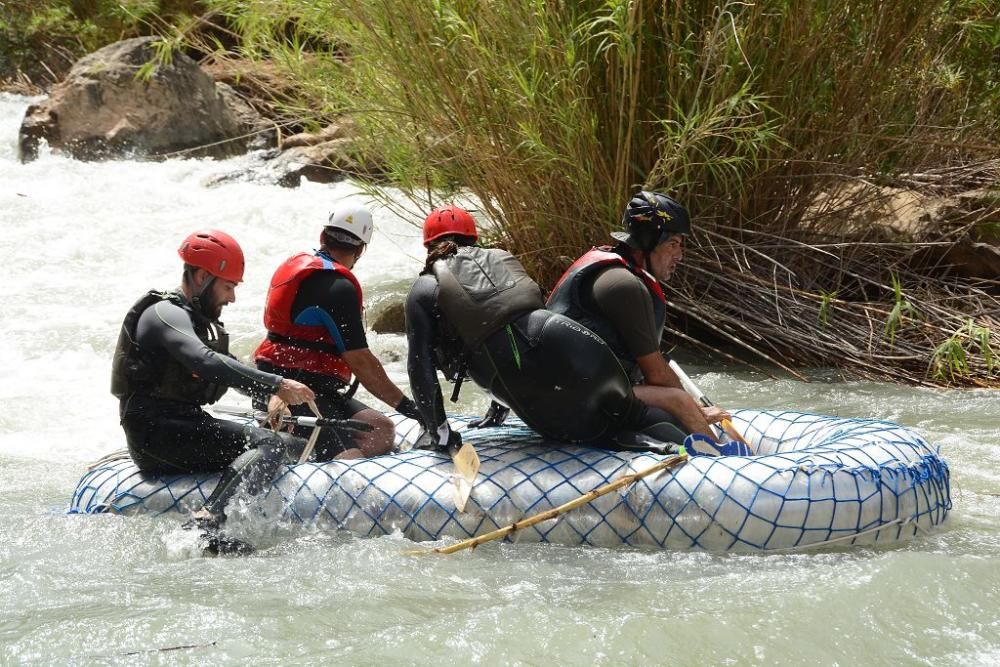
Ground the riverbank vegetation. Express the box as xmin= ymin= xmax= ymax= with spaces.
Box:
xmin=0 ymin=0 xmax=205 ymax=89
xmin=8 ymin=1 xmax=1000 ymax=387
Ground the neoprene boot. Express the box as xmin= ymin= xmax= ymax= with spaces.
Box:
xmin=182 ymin=513 xmax=256 ymax=557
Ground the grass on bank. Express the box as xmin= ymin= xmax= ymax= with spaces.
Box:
xmin=197 ymin=0 xmax=999 ymax=386
xmin=9 ymin=0 xmax=1000 ymax=386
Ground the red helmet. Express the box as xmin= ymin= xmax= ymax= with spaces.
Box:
xmin=177 ymin=229 xmax=245 ymax=283
xmin=422 ymin=206 xmax=478 ymax=247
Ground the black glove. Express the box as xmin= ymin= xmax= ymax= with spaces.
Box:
xmin=469 ymin=401 xmax=510 ymax=429
xmin=395 ymin=396 xmax=422 ymax=421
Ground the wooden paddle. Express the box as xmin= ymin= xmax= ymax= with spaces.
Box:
xmin=405 ymin=451 xmax=688 ymax=555
xmin=211 ymin=404 xmax=372 ymax=433
xmin=449 ymin=438 xmax=480 ymax=512
xmin=667 ymin=360 xmax=753 ymax=453
xmin=296 ymin=400 xmax=324 ymax=464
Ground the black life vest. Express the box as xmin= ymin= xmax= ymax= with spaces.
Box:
xmin=546 ymin=247 xmax=666 ymax=377
xmin=110 ymin=290 xmax=230 ymax=405
xmin=432 ymin=246 xmax=545 ymax=348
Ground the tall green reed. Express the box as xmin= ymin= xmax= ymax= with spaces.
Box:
xmin=195 ymin=0 xmax=1000 ymax=384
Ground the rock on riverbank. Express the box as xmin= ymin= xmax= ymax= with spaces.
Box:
xmin=18 ymin=37 xmax=272 ymax=162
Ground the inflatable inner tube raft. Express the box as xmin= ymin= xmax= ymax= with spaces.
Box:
xmin=70 ymin=409 xmax=951 ymax=551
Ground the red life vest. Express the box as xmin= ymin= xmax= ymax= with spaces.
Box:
xmin=546 ymin=247 xmax=666 ymax=369
xmin=253 ymin=252 xmax=362 ymax=383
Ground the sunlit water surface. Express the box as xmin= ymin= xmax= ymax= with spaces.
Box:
xmin=1 ymin=93 xmax=997 ymax=665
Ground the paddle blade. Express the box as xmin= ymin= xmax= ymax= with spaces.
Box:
xmin=451 ymin=442 xmax=480 ymax=512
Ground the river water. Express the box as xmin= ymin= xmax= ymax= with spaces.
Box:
xmin=1 ymin=92 xmax=997 ymax=665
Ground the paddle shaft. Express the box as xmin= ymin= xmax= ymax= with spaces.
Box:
xmin=668 ymin=360 xmax=712 ymax=406
xmin=410 ymin=453 xmax=687 ymax=555
xmin=210 ymin=406 xmax=373 ymax=432
xmin=284 ymin=415 xmax=373 ymax=432
xmin=667 ymin=360 xmax=752 ymax=450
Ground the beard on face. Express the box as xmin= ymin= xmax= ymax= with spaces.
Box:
xmin=205 ymin=299 xmax=224 ymax=321
xmin=198 ymin=290 xmax=224 ymax=321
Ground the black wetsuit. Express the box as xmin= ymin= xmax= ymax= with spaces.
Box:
xmin=405 ymin=271 xmax=685 ymax=446
xmin=547 ymin=246 xmax=667 ymax=383
xmin=113 ymin=291 xmax=307 ymax=519
xmin=255 ymin=269 xmax=371 ymax=456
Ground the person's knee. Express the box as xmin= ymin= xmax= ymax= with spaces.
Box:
xmin=632 ymin=384 xmax=683 ymax=412
xmin=354 ymin=409 xmax=396 ymax=457
xmin=640 ymin=421 xmax=688 ymax=445
xmin=233 ymin=433 xmax=286 ymax=471
xmin=368 ymin=413 xmax=396 ymax=456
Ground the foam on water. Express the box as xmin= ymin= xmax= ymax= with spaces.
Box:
xmin=1 ymin=93 xmax=998 ymax=665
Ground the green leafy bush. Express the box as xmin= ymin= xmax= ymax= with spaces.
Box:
xmin=0 ymin=0 xmax=203 ymax=85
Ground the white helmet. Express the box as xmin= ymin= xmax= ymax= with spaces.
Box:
xmin=325 ymin=205 xmax=374 ymax=246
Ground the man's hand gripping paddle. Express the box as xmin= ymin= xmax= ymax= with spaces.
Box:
xmin=667 ymin=360 xmax=754 ymax=454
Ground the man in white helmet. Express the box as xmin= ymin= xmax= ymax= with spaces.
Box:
xmin=254 ymin=205 xmax=421 ymax=457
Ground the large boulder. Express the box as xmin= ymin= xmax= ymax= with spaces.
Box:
xmin=940 ymin=240 xmax=1000 ymax=282
xmin=18 ymin=37 xmax=269 ymax=162
xmin=370 ymin=300 xmax=407 ymax=334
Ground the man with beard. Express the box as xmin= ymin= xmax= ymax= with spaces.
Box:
xmin=111 ymin=229 xmax=315 ymax=554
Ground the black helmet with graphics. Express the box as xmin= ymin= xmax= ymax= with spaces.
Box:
xmin=612 ymin=191 xmax=690 ymax=252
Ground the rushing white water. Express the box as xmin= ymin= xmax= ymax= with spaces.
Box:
xmin=1 ymin=92 xmax=998 ymax=665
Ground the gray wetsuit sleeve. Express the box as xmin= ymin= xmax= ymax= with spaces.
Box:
xmin=589 ymin=266 xmax=661 ymax=358
xmin=136 ymin=300 xmax=283 ymax=398
xmin=405 ymin=274 xmax=448 ymax=431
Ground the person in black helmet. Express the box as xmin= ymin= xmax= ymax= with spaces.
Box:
xmin=546 ymin=191 xmax=729 ymax=439
xmin=405 ymin=205 xmax=692 ymax=453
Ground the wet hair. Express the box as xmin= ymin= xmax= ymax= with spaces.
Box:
xmin=181 ymin=262 xmax=199 ymax=285
xmin=422 ymin=234 xmax=477 ymax=274
xmin=321 ymin=229 xmax=367 ymax=262
xmin=614 ymin=232 xmax=681 ymax=266
xmin=321 ymin=228 xmax=365 ymax=251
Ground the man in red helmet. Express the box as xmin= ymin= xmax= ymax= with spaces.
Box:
xmin=405 ymin=205 xmax=694 ymax=452
xmin=547 ymin=191 xmax=729 ymax=440
xmin=111 ymin=229 xmax=315 ymax=555
xmin=255 ymin=205 xmax=421 ymax=458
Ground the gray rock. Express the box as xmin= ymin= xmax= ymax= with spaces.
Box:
xmin=370 ymin=300 xmax=407 ymax=334
xmin=270 ymin=136 xmax=374 ymax=185
xmin=18 ymin=37 xmax=267 ymax=162
xmin=215 ymin=82 xmax=277 ymax=151
xmin=940 ymin=241 xmax=1000 ymax=282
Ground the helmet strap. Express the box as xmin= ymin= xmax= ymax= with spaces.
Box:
xmin=189 ymin=269 xmax=217 ymax=320
xmin=641 ymin=235 xmax=657 ymax=274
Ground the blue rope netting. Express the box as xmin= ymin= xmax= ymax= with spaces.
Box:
xmin=69 ymin=409 xmax=951 ymax=551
